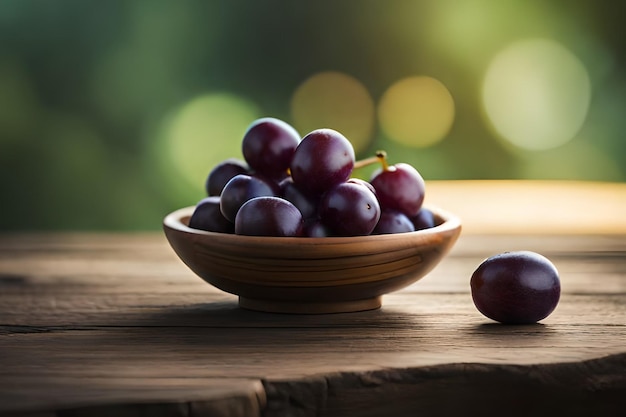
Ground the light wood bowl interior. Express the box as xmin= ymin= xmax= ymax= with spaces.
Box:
xmin=163 ymin=206 xmax=461 ymax=314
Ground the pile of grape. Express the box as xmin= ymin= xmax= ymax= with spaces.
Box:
xmin=188 ymin=117 xmax=435 ymax=237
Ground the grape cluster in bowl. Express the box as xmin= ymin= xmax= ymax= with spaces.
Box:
xmin=189 ymin=117 xmax=435 ymax=237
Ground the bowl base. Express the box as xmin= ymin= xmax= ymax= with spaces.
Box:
xmin=238 ymin=296 xmax=382 ymax=314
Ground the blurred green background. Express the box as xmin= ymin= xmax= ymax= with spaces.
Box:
xmin=1 ymin=0 xmax=625 ymax=231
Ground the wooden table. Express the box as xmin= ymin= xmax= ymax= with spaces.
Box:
xmin=1 ymin=181 xmax=625 ymax=416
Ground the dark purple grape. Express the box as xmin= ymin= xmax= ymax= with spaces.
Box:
xmin=205 ymin=159 xmax=249 ymax=196
xmin=470 ymin=251 xmax=561 ymax=324
xmin=411 ymin=207 xmax=436 ymax=230
xmin=241 ymin=118 xmax=300 ymax=179
xmin=279 ymin=177 xmax=319 ymax=220
xmin=302 ymin=218 xmax=332 ymax=237
xmin=235 ymin=196 xmax=303 ymax=237
xmin=372 ymin=210 xmax=415 ymax=235
xmin=319 ymin=182 xmax=380 ymax=236
xmin=188 ymin=196 xmax=234 ymax=233
xmin=370 ymin=163 xmax=425 ymax=217
xmin=346 ymin=177 xmax=377 ymax=196
xmin=220 ymin=174 xmax=278 ymax=222
xmin=290 ymin=129 xmax=355 ymax=195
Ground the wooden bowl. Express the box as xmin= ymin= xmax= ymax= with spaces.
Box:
xmin=163 ymin=206 xmax=461 ymax=314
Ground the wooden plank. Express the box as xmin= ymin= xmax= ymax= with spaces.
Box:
xmin=2 ymin=317 xmax=624 ymax=415
xmin=0 ymin=231 xmax=624 ymax=416
xmin=2 ymin=377 xmax=264 ymax=417
xmin=263 ymin=353 xmax=626 ymax=417
xmin=1 ymin=291 xmax=624 ymax=378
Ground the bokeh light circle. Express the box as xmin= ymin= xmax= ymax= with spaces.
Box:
xmin=482 ymin=39 xmax=591 ymax=151
xmin=159 ymin=93 xmax=260 ymax=191
xmin=378 ymin=76 xmax=455 ymax=148
xmin=290 ymin=71 xmax=375 ymax=154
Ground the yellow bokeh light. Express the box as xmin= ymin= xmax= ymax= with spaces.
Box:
xmin=378 ymin=76 xmax=455 ymax=148
xmin=290 ymin=71 xmax=375 ymax=154
xmin=482 ymin=39 xmax=591 ymax=151
xmin=158 ymin=93 xmax=260 ymax=191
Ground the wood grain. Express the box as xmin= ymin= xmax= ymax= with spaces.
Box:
xmin=1 ymin=226 xmax=625 ymax=414
xmin=263 ymin=353 xmax=626 ymax=417
xmin=2 ymin=377 xmax=264 ymax=417
xmin=163 ymin=205 xmax=461 ymax=313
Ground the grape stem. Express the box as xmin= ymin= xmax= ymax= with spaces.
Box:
xmin=353 ymin=150 xmax=389 ymax=171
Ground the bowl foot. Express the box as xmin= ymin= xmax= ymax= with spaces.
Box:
xmin=238 ymin=296 xmax=382 ymax=314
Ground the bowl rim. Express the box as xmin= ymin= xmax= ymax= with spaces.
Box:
xmin=163 ymin=205 xmax=461 ymax=244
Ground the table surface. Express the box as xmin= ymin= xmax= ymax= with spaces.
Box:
xmin=1 ymin=181 xmax=625 ymax=417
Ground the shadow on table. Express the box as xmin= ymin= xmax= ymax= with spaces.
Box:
xmin=137 ymin=300 xmax=429 ymax=330
xmin=471 ymin=321 xmax=552 ymax=331
xmin=74 ymin=301 xmax=433 ymax=360
xmin=463 ymin=321 xmax=560 ymax=350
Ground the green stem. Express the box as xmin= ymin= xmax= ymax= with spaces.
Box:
xmin=376 ymin=150 xmax=389 ymax=171
xmin=354 ymin=150 xmax=389 ymax=170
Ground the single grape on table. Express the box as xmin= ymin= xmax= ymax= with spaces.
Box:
xmin=470 ymin=251 xmax=561 ymax=324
